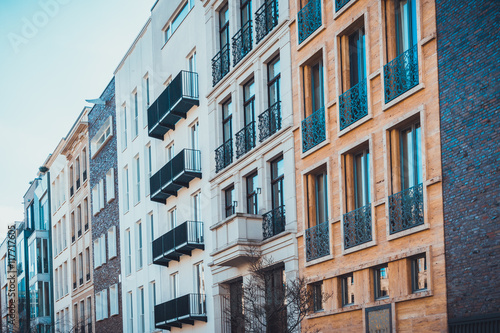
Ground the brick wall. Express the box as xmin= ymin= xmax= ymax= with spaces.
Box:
xmin=88 ymin=78 xmax=123 ymax=332
xmin=436 ymin=0 xmax=500 ymax=321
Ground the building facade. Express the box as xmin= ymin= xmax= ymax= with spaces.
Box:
xmin=88 ymin=79 xmax=122 ymax=333
xmin=435 ymin=0 xmax=500 ymax=331
xmin=290 ymin=0 xmax=448 ymax=331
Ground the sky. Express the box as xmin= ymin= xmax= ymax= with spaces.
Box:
xmin=0 ymin=0 xmax=153 ymax=241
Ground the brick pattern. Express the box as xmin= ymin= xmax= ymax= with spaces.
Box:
xmin=436 ymin=0 xmax=500 ymax=321
xmin=88 ymin=78 xmax=123 ymax=332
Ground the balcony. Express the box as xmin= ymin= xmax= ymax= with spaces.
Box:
xmin=148 ymin=71 xmax=199 ymax=140
xmin=215 ymin=139 xmax=233 ymax=173
xmin=232 ymin=20 xmax=253 ymax=66
xmin=343 ymin=204 xmax=372 ymax=249
xmin=389 ymin=183 xmax=424 ymax=234
xmin=339 ymin=79 xmax=368 ymax=130
xmin=297 ymin=0 xmax=322 ymax=44
xmin=258 ymin=101 xmax=281 ymax=142
xmin=155 ymin=294 xmax=207 ymax=330
xmin=150 ymin=149 xmax=202 ymax=204
xmin=335 ymin=0 xmax=351 ymax=12
xmin=212 ymin=44 xmax=230 ymax=86
xmin=211 ymin=213 xmax=263 ymax=266
xmin=152 ymin=221 xmax=204 ymax=266
xmin=384 ymin=44 xmax=419 ymax=103
xmin=235 ymin=122 xmax=256 ymax=159
xmin=305 ymin=221 xmax=330 ymax=261
xmin=302 ymin=107 xmax=326 ymax=153
xmin=262 ymin=205 xmax=285 ymax=240
xmin=255 ymin=0 xmax=279 ymax=43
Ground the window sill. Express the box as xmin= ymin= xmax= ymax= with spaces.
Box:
xmin=300 ymin=138 xmax=330 ymax=159
xmin=382 ymin=83 xmax=425 ymax=112
xmin=387 ymin=223 xmax=429 ymax=242
xmin=337 ymin=113 xmax=372 ymax=137
xmin=342 ymin=239 xmax=377 ymax=255
xmin=305 ymin=252 xmax=334 ymax=267
xmin=333 ymin=0 xmax=359 ymax=20
xmin=297 ymin=25 xmax=326 ymax=51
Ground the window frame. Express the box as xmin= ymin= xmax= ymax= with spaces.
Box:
xmin=373 ymin=265 xmax=390 ymax=300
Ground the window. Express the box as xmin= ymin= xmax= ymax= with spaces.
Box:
xmin=229 ymin=279 xmax=244 ymax=333
xmin=374 ymin=265 xmax=390 ymax=299
xmin=400 ymin=122 xmax=422 ymax=190
xmin=224 ymin=185 xmax=235 ymax=218
xmin=149 ymin=282 xmax=156 ymax=329
xmin=243 ymin=79 xmax=256 ymax=127
xmin=188 ymin=51 xmax=197 ymax=73
xmin=145 ymin=144 xmax=152 ymax=195
xmin=121 ymin=106 xmax=128 ymax=151
xmin=138 ymin=287 xmax=145 ymax=333
xmin=271 ymin=156 xmax=284 ymax=210
xmin=133 ymin=91 xmax=139 ymax=138
xmin=354 ymin=148 xmax=371 ymax=209
xmin=97 ymin=289 xmax=108 ymax=320
xmin=78 ymin=253 xmax=83 ymax=285
xmin=110 ymin=284 xmax=119 ymax=315
xmin=85 ymin=247 xmax=90 ymax=281
xmin=123 ymin=166 xmax=130 ymax=212
xmin=63 ymin=261 xmax=68 ymax=295
xmin=392 ymin=0 xmax=417 ymax=56
xmin=341 ymin=273 xmax=355 ymax=306
xmin=96 ymin=292 xmax=102 ymax=320
xmin=170 ymin=272 xmax=179 ymax=299
xmin=62 ymin=216 xmax=67 ymax=249
xmin=106 ymin=168 xmax=115 ymax=202
xmin=265 ymin=56 xmax=281 ymax=138
xmin=92 ymin=180 xmax=105 ymax=215
xmin=148 ymin=213 xmax=154 ymax=264
xmin=222 ymin=99 xmax=233 ymax=145
xmin=100 ymin=234 xmax=106 ymax=264
xmin=192 ymin=192 xmax=201 ymax=221
xmin=69 ymin=165 xmax=74 ymax=196
xmin=127 ymin=292 xmax=133 ymax=333
xmin=94 ymin=239 xmax=101 ymax=268
xmin=86 ymin=297 xmax=92 ymax=328
xmin=166 ymin=143 xmax=175 ymax=162
xmin=136 ymin=221 xmax=143 ymax=270
xmin=125 ymin=229 xmax=132 ymax=275
xmin=311 ymin=282 xmax=323 ymax=312
xmin=108 ymin=226 xmax=117 ymax=259
xmin=411 ymin=255 xmax=427 ymax=292
xmin=134 ymin=156 xmax=141 ymax=204
xmin=72 ymin=258 xmax=76 ymax=289
xmin=306 ymin=169 xmax=328 ymax=228
xmin=82 ymin=198 xmax=88 ymax=231
xmin=82 ymin=148 xmax=87 ymax=181
xmin=91 ymin=117 xmax=113 ymax=157
xmin=76 ymin=205 xmax=82 ymax=237
xmin=75 ymin=157 xmax=80 ymax=189
xmin=80 ymin=300 xmax=85 ymax=330
xmin=264 ymin=266 xmax=285 ymax=332
xmin=194 ymin=262 xmax=205 ymax=298
xmin=303 ymin=58 xmax=324 ymax=119
xmin=164 ymin=0 xmax=194 ymax=42
xmin=246 ymin=172 xmax=258 ymax=214
xmin=169 ymin=208 xmax=177 ymax=230
xmin=219 ymin=4 xmax=229 ymax=48
xmin=191 ymin=121 xmax=199 ymax=150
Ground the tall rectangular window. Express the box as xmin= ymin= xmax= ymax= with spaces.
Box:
xmin=82 ymin=148 xmax=87 ymax=181
xmin=63 ymin=261 xmax=68 ymax=295
xmin=264 ymin=266 xmax=285 ymax=332
xmin=400 ymin=122 xmax=422 ymax=189
xmin=192 ymin=192 xmax=201 ymax=221
xmin=149 ymin=282 xmax=156 ymax=330
xmin=136 ymin=221 xmax=143 ymax=270
xmin=168 ymin=208 xmax=177 ymax=230
xmin=353 ymin=149 xmax=370 ymax=209
xmin=123 ymin=166 xmax=130 ymax=212
xmin=106 ymin=168 xmax=115 ymax=202
xmin=86 ymin=297 xmax=92 ymax=328
xmin=94 ymin=239 xmax=101 ymax=268
xmin=224 ymin=185 xmax=235 ymax=218
xmin=125 ymin=229 xmax=132 ymax=275
xmin=133 ymin=92 xmax=139 ymax=138
xmin=411 ymin=255 xmax=427 ymax=292
xmin=219 ymin=4 xmax=229 ymax=49
xmin=85 ymin=247 xmax=90 ymax=281
xmin=75 ymin=157 xmax=81 ymax=189
xmin=246 ymin=172 xmax=258 ymax=214
xmin=78 ymin=253 xmax=83 ymax=285
xmin=243 ymin=79 xmax=255 ymax=126
xmin=110 ymin=284 xmax=119 ymax=315
xmin=108 ymin=226 xmax=117 ymax=258
xmin=170 ymin=272 xmax=179 ymax=299
xmin=222 ymin=100 xmax=233 ymax=143
xmin=145 ymin=144 xmax=152 ymax=195
xmin=394 ymin=0 xmax=417 ymax=55
xmin=374 ymin=265 xmax=390 ymax=299
xmin=127 ymin=291 xmax=133 ymax=333
xmin=348 ymin=27 xmax=366 ymax=88
xmin=307 ymin=170 xmax=328 ymax=227
xmin=143 ymin=75 xmax=150 ymax=126
xmin=138 ymin=287 xmax=145 ymax=333
xmin=191 ymin=122 xmax=199 ymax=150
xmin=268 ymin=55 xmax=281 ymax=108
xmin=341 ymin=273 xmax=355 ymax=306
xmin=148 ymin=213 xmax=154 ymax=264
xmin=166 ymin=143 xmax=175 ymax=162
xmin=121 ymin=106 xmax=128 ymax=151
xmin=76 ymin=205 xmax=82 ymax=237
xmin=312 ymin=282 xmax=323 ymax=312
xmin=62 ymin=216 xmax=67 ymax=249
xmin=134 ymin=156 xmax=141 ymax=204
xmin=271 ymin=156 xmax=285 ymax=210
xmin=194 ymin=262 xmax=206 ymax=314
xmin=229 ymin=279 xmax=244 ymax=333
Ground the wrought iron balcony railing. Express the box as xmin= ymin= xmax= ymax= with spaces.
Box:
xmin=255 ymin=0 xmax=279 ymax=43
xmin=389 ymin=183 xmax=424 ymax=234
xmin=298 ymin=0 xmax=322 ymax=44
xmin=150 ymin=149 xmax=202 ymax=204
xmin=339 ymin=79 xmax=368 ymax=130
xmin=262 ymin=205 xmax=285 ymax=240
xmin=155 ymin=293 xmax=207 ymax=330
xmin=212 ymin=44 xmax=231 ymax=86
xmin=384 ymin=44 xmax=419 ymax=103
xmin=215 ymin=139 xmax=233 ymax=173
xmin=258 ymin=101 xmax=281 ymax=142
xmin=148 ymin=71 xmax=199 ymax=139
xmin=235 ymin=122 xmax=256 ymax=158
xmin=232 ymin=20 xmax=253 ymax=66
xmin=335 ymin=0 xmax=351 ymax=12
xmin=302 ymin=107 xmax=326 ymax=152
xmin=305 ymin=221 xmax=330 ymax=261
xmin=343 ymin=204 xmax=372 ymax=249
xmin=153 ymin=221 xmax=204 ymax=266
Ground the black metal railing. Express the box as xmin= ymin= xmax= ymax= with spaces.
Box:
xmin=232 ymin=20 xmax=253 ymax=66
xmin=155 ymin=294 xmax=207 ymax=328
xmin=335 ymin=0 xmax=351 ymax=12
xmin=152 ymin=221 xmax=204 ymax=265
xmin=384 ymin=44 xmax=419 ymax=103
xmin=339 ymin=79 xmax=368 ymax=130
xmin=86 ymin=273 xmax=90 ymax=281
xmin=148 ymin=71 xmax=199 ymax=139
xmin=235 ymin=122 xmax=256 ymax=158
xmin=212 ymin=44 xmax=231 ymax=86
xmin=215 ymin=139 xmax=233 ymax=173
xmin=298 ymin=0 xmax=322 ymax=44
xmin=389 ymin=183 xmax=424 ymax=234
xmin=305 ymin=221 xmax=330 ymax=261
xmin=262 ymin=205 xmax=285 ymax=240
xmin=343 ymin=204 xmax=372 ymax=249
xmin=302 ymin=107 xmax=326 ymax=152
xmin=255 ymin=0 xmax=279 ymax=43
xmin=258 ymin=101 xmax=281 ymax=142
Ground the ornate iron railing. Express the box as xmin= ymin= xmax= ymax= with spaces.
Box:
xmin=343 ymin=204 xmax=372 ymax=249
xmin=389 ymin=183 xmax=424 ymax=234
xmin=305 ymin=221 xmax=330 ymax=261
xmin=255 ymin=0 xmax=279 ymax=43
xmin=262 ymin=205 xmax=285 ymax=240
xmin=298 ymin=0 xmax=322 ymax=44
xmin=302 ymin=107 xmax=326 ymax=152
xmin=258 ymin=101 xmax=281 ymax=142
xmin=335 ymin=0 xmax=351 ymax=12
xmin=232 ymin=20 xmax=253 ymax=66
xmin=384 ymin=44 xmax=419 ymax=103
xmin=212 ymin=44 xmax=231 ymax=86
xmin=236 ymin=122 xmax=256 ymax=158
xmin=339 ymin=79 xmax=368 ymax=130
xmin=215 ymin=139 xmax=233 ymax=173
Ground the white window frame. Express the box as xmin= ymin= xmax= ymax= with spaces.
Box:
xmin=108 ymin=226 xmax=117 ymax=259
xmin=106 ymin=168 xmax=115 ymax=202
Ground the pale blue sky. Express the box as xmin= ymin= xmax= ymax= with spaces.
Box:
xmin=0 ymin=0 xmax=153 ymax=240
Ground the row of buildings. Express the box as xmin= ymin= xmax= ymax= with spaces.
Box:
xmin=0 ymin=0 xmax=498 ymax=332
